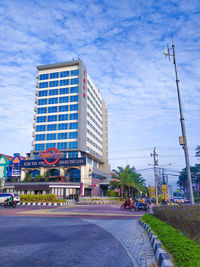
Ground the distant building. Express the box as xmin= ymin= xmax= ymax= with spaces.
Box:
xmin=5 ymin=60 xmax=111 ymax=197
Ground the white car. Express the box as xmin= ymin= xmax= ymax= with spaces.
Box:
xmin=173 ymin=197 xmax=184 ymax=203
xmin=0 ymin=193 xmax=20 ymax=205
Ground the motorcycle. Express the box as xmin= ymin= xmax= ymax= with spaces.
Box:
xmin=120 ymin=200 xmax=134 ymax=211
xmin=133 ymin=201 xmax=150 ymax=212
xmin=4 ymin=199 xmax=17 ymax=208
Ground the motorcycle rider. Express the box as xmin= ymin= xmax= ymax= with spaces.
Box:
xmin=7 ymin=193 xmax=14 ymax=206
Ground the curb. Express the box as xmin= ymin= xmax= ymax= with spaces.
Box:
xmin=18 ymin=201 xmax=75 ymax=206
xmin=139 ymin=220 xmax=174 ymax=267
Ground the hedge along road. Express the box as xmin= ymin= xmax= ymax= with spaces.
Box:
xmin=0 ymin=204 xmax=157 ymax=266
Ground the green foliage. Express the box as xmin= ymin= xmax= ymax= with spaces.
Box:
xmin=19 ymin=194 xmax=66 ymax=203
xmin=112 ymin=165 xmax=147 ymax=199
xmin=141 ymin=214 xmax=200 ymax=267
xmin=153 ymin=206 xmax=200 ymax=243
xmin=177 ymin=166 xmax=200 ymax=194
xmin=106 ymin=190 xmax=118 ymax=197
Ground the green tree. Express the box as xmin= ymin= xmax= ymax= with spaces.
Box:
xmin=177 ymin=166 xmax=200 ymax=195
xmin=195 ymin=146 xmax=200 ymax=159
xmin=112 ymin=165 xmax=147 ymax=199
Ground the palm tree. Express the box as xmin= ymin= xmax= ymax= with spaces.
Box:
xmin=112 ymin=165 xmax=147 ymax=199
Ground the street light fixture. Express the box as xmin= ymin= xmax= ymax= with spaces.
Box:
xmin=164 ymin=37 xmax=194 ymax=205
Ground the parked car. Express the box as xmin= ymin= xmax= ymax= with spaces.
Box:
xmin=173 ymin=197 xmax=184 ymax=203
xmin=0 ymin=193 xmax=20 ymax=205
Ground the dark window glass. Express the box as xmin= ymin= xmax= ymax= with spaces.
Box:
xmin=49 ymin=89 xmax=58 ymax=95
xmin=58 ymin=123 xmax=68 ymax=130
xmin=71 ymin=70 xmax=79 ymax=76
xmin=49 ymin=81 xmax=59 ymax=87
xmin=70 ymin=95 xmax=78 ymax=102
xmin=70 ymin=87 xmax=78 ymax=94
xmin=47 ymin=124 xmax=57 ymax=131
xmin=37 ymin=116 xmax=46 ymax=123
xmin=39 ymin=74 xmax=49 ymax=80
xmin=59 ymin=105 xmax=68 ymax=112
xmin=48 ymin=98 xmax=58 ymax=104
xmin=38 ymin=99 xmax=47 ymax=105
xmin=39 ymin=82 xmax=48 ymax=88
xmin=58 ymin=132 xmax=68 ymax=140
xmin=69 ymin=113 xmax=78 ymax=120
xmin=60 ymin=71 xmax=69 ymax=77
xmin=50 ymin=72 xmax=59 ymax=79
xmin=60 ymin=79 xmax=69 ymax=86
xmin=48 ymin=106 xmax=58 ymax=113
xmin=58 ymin=114 xmax=68 ymax=121
xmin=38 ymin=90 xmax=48 ymax=97
xmin=70 ymin=78 xmax=79 ymax=85
xmin=60 ymin=87 xmax=69 ymax=94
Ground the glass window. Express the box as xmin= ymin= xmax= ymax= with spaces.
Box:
xmin=49 ymin=89 xmax=58 ymax=95
xmin=47 ymin=124 xmax=57 ymax=131
xmin=59 ymin=105 xmax=68 ymax=112
xmin=71 ymin=70 xmax=79 ymax=76
xmin=60 ymin=87 xmax=69 ymax=94
xmin=38 ymin=90 xmax=48 ymax=97
xmin=38 ymin=99 xmax=47 ymax=105
xmin=70 ymin=95 xmax=78 ymax=102
xmin=39 ymin=74 xmax=49 ymax=80
xmin=58 ymin=132 xmax=68 ymax=140
xmin=49 ymin=80 xmax=59 ymax=87
xmin=69 ymin=122 xmax=78 ymax=129
xmin=48 ymin=106 xmax=58 ymax=113
xmin=69 ymin=141 xmax=78 ymax=149
xmin=39 ymin=82 xmax=48 ymax=88
xmin=70 ymin=78 xmax=79 ymax=85
xmin=48 ymin=98 xmax=58 ymax=104
xmin=48 ymin=115 xmax=57 ymax=122
xmin=36 ymin=125 xmax=46 ymax=131
xmin=87 ymin=156 xmax=92 ymax=164
xmin=70 ymin=104 xmax=78 ymax=111
xmin=58 ymin=123 xmax=68 ymax=130
xmin=50 ymin=72 xmax=59 ymax=79
xmin=37 ymin=107 xmax=47 ymax=114
xmin=37 ymin=116 xmax=46 ymax=123
xmin=68 ymin=151 xmax=78 ymax=158
xmin=59 ymin=96 xmax=68 ymax=103
xmin=70 ymin=87 xmax=78 ymax=94
xmin=69 ymin=132 xmax=78 ymax=139
xmin=46 ymin=133 xmax=56 ymax=140
xmin=35 ymin=134 xmax=45 ymax=141
xmin=69 ymin=113 xmax=78 ymax=120
xmin=60 ymin=71 xmax=69 ymax=77
xmin=57 ymin=142 xmax=67 ymax=149
xmin=58 ymin=114 xmax=68 ymax=121
xmin=60 ymin=79 xmax=69 ymax=86
xmin=46 ymin=143 xmax=56 ymax=149
xmin=35 ymin=144 xmax=45 ymax=150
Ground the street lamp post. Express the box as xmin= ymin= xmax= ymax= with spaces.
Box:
xmin=164 ymin=39 xmax=194 ymax=205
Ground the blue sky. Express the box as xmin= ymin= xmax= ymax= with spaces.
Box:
xmin=0 ymin=0 xmax=200 ymax=187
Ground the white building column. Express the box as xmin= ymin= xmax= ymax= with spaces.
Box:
xmin=20 ymin=170 xmax=27 ymax=182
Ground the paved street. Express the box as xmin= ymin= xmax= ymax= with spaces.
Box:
xmin=0 ymin=204 xmax=158 ymax=266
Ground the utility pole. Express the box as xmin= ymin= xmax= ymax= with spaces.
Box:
xmin=164 ymin=38 xmax=194 ymax=205
xmin=151 ymin=147 xmax=158 ymax=204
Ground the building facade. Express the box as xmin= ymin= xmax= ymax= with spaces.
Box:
xmin=8 ymin=60 xmax=111 ymax=197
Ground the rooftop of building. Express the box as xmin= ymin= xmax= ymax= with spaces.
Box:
xmin=37 ymin=60 xmax=82 ymax=71
xmin=0 ymin=153 xmax=26 ymax=161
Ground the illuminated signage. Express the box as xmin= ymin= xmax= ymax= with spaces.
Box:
xmin=39 ymin=148 xmax=64 ymax=165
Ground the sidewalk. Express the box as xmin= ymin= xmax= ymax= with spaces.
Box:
xmin=84 ymin=219 xmax=158 ymax=267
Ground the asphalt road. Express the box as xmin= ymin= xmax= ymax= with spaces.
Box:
xmin=0 ymin=216 xmax=133 ymax=267
xmin=0 ymin=204 xmax=157 ymax=267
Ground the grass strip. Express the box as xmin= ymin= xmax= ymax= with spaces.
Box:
xmin=141 ymin=214 xmax=200 ymax=267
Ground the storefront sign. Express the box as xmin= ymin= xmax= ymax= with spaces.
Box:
xmin=39 ymin=148 xmax=64 ymax=165
xmin=22 ymin=157 xmax=86 ymax=168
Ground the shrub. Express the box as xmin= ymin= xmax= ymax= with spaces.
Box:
xmin=106 ymin=190 xmax=118 ymax=197
xmin=141 ymin=214 xmax=200 ymax=267
xmin=19 ymin=194 xmax=65 ymax=203
xmin=153 ymin=205 xmax=200 ymax=243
